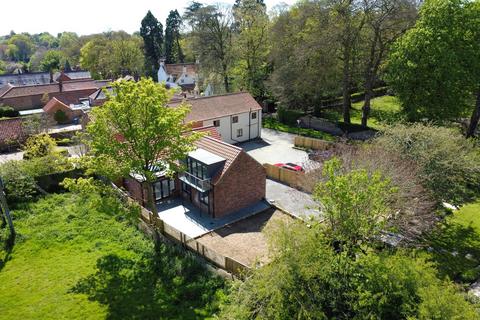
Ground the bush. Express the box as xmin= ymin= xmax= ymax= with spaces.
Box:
xmin=23 ymin=133 xmax=57 ymax=160
xmin=56 ymin=138 xmax=72 ymax=146
xmin=0 ymin=160 xmax=37 ymax=203
xmin=0 ymin=106 xmax=19 ymax=118
xmin=53 ymin=109 xmax=68 ymax=124
xmin=277 ymin=107 xmax=304 ymax=126
xmin=375 ymin=124 xmax=480 ymax=205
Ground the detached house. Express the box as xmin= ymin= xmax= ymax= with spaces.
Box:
xmin=123 ymin=126 xmax=266 ymax=218
xmin=169 ymin=92 xmax=262 ymax=144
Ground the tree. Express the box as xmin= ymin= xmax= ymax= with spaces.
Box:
xmin=86 ymin=79 xmax=201 ymax=214
xmin=6 ymin=34 xmax=34 ymax=62
xmin=313 ymin=158 xmax=397 ymax=250
xmin=22 ymin=133 xmax=58 ymax=160
xmin=219 ymin=220 xmax=479 ymax=319
xmin=360 ymin=0 xmax=417 ymax=127
xmin=165 ymin=10 xmax=184 ymax=64
xmin=233 ymin=0 xmax=270 ymax=98
xmin=386 ymin=0 xmax=480 ymax=137
xmin=58 ymin=32 xmax=82 ymax=66
xmin=184 ymin=3 xmax=234 ymax=92
xmin=64 ymin=59 xmax=72 ymax=72
xmin=40 ymin=50 xmax=63 ymax=83
xmin=140 ymin=11 xmax=164 ymax=79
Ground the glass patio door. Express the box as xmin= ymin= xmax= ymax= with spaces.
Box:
xmin=153 ymin=179 xmax=175 ymax=202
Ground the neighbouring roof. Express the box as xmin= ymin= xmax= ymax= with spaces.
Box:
xmin=0 ymin=117 xmax=25 ymax=144
xmin=188 ymin=148 xmax=225 ymax=165
xmin=43 ymin=97 xmax=70 ymax=113
xmin=0 ymin=79 xmax=103 ymax=99
xmin=169 ymin=92 xmax=262 ymax=123
xmin=0 ymin=70 xmax=91 ymax=88
xmin=165 ymin=63 xmax=197 ymax=78
xmin=194 ymin=135 xmax=243 ymax=184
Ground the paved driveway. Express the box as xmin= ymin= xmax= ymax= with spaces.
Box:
xmin=265 ymin=179 xmax=320 ymax=219
xmin=240 ymin=128 xmax=309 ymax=166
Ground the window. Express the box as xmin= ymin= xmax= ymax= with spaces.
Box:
xmin=182 ymin=181 xmax=191 ymax=194
xmin=187 ymin=157 xmax=207 ymax=180
xmin=213 ymin=120 xmax=220 ymax=127
xmin=237 ymin=128 xmax=243 ymax=137
xmin=153 ymin=179 xmax=175 ymax=201
xmin=232 ymin=116 xmax=238 ymax=123
xmin=199 ymin=191 xmax=209 ymax=205
xmin=251 ymin=112 xmax=257 ymax=119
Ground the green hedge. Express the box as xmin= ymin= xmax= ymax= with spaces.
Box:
xmin=277 ymin=107 xmax=304 ymax=126
xmin=0 ymin=106 xmax=19 ymax=118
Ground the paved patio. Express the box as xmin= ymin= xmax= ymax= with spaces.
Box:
xmin=156 ymin=198 xmax=271 ymax=238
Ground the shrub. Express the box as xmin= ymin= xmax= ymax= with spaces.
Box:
xmin=23 ymin=133 xmax=57 ymax=160
xmin=375 ymin=124 xmax=480 ymax=205
xmin=53 ymin=109 xmax=68 ymax=124
xmin=55 ymin=138 xmax=72 ymax=146
xmin=277 ymin=107 xmax=304 ymax=126
xmin=0 ymin=106 xmax=19 ymax=118
xmin=0 ymin=160 xmax=37 ymax=203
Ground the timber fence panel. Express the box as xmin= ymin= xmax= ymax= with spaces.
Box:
xmin=294 ymin=136 xmax=331 ymax=150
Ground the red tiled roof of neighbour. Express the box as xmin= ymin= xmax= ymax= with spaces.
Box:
xmin=165 ymin=63 xmax=197 ymax=77
xmin=43 ymin=97 xmax=70 ymax=113
xmin=169 ymin=92 xmax=262 ymax=122
xmin=192 ymin=125 xmax=222 ymax=140
xmin=194 ymin=135 xmax=243 ymax=184
xmin=0 ymin=117 xmax=25 ymax=145
xmin=0 ymin=79 xmax=103 ymax=99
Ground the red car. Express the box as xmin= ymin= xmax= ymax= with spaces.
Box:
xmin=274 ymin=162 xmax=304 ymax=172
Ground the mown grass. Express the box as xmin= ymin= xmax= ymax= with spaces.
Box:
xmin=320 ymin=96 xmax=403 ymax=131
xmin=263 ymin=117 xmax=335 ymax=141
xmin=426 ymin=200 xmax=480 ymax=284
xmin=0 ymin=192 xmax=224 ymax=320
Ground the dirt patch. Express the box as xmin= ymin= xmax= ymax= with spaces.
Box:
xmin=196 ymin=208 xmax=294 ymax=267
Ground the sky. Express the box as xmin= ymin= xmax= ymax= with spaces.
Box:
xmin=0 ymin=0 xmax=297 ymax=36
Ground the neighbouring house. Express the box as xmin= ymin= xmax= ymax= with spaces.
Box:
xmin=169 ymin=92 xmax=263 ymax=144
xmin=0 ymin=79 xmax=108 ymax=111
xmin=43 ymin=97 xmax=90 ymax=124
xmin=158 ymin=60 xmax=197 ymax=91
xmin=0 ymin=117 xmax=26 ymax=150
xmin=0 ymin=70 xmax=92 ymax=88
xmin=123 ymin=126 xmax=266 ymax=219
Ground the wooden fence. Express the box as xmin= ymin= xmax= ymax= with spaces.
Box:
xmin=294 ymin=136 xmax=332 ymax=150
xmin=131 ymin=190 xmax=250 ymax=278
xmin=264 ymin=163 xmax=302 ymax=189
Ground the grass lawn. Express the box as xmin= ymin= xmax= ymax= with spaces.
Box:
xmin=318 ymin=96 xmax=403 ymax=131
xmin=426 ymin=200 xmax=480 ymax=284
xmin=0 ymin=190 xmax=223 ymax=320
xmin=263 ymin=117 xmax=335 ymax=141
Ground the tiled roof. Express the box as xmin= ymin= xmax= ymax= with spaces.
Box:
xmin=0 ymin=70 xmax=91 ymax=88
xmin=165 ymin=63 xmax=197 ymax=77
xmin=194 ymin=135 xmax=243 ymax=184
xmin=0 ymin=117 xmax=25 ymax=144
xmin=169 ymin=92 xmax=262 ymax=122
xmin=43 ymin=97 xmax=70 ymax=113
xmin=0 ymin=79 xmax=103 ymax=99
xmin=192 ymin=125 xmax=222 ymax=140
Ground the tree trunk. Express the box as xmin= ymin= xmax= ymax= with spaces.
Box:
xmin=466 ymin=90 xmax=480 ymax=138
xmin=223 ymin=63 xmax=230 ymax=93
xmin=361 ymin=90 xmax=372 ymax=127
xmin=342 ymin=44 xmax=352 ymax=124
xmin=145 ymin=181 xmax=158 ymax=216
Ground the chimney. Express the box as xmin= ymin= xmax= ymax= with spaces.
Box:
xmin=59 ymin=78 xmax=63 ymax=92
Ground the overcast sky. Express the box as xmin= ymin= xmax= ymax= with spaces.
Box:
xmin=1 ymin=0 xmax=296 ymax=36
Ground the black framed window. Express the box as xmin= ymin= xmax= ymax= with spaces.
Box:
xmin=213 ymin=120 xmax=220 ymax=127
xmin=153 ymin=179 xmax=175 ymax=201
xmin=232 ymin=116 xmax=238 ymax=123
xmin=237 ymin=128 xmax=243 ymax=137
xmin=186 ymin=158 xmax=207 ymax=180
xmin=251 ymin=112 xmax=257 ymax=119
xmin=199 ymin=191 xmax=209 ymax=205
xmin=182 ymin=181 xmax=191 ymax=194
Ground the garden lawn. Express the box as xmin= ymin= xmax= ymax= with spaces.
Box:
xmin=351 ymin=96 xmax=402 ymax=130
xmin=0 ymin=191 xmax=223 ymax=320
xmin=426 ymin=200 xmax=480 ymax=283
xmin=263 ymin=117 xmax=335 ymax=141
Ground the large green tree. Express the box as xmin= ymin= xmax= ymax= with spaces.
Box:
xmin=40 ymin=50 xmax=64 ymax=82
xmin=164 ymin=10 xmax=184 ymax=64
xmin=232 ymin=0 xmax=270 ymax=98
xmin=86 ymin=79 xmax=201 ymax=214
xmin=387 ymin=0 xmax=480 ymax=137
xmin=140 ymin=11 xmax=164 ymax=79
xmin=6 ymin=34 xmax=34 ymax=62
xmin=184 ymin=3 xmax=234 ymax=92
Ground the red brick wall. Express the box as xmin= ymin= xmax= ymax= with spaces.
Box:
xmin=123 ymin=177 xmax=146 ymax=206
xmin=213 ymin=151 xmax=266 ymax=218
